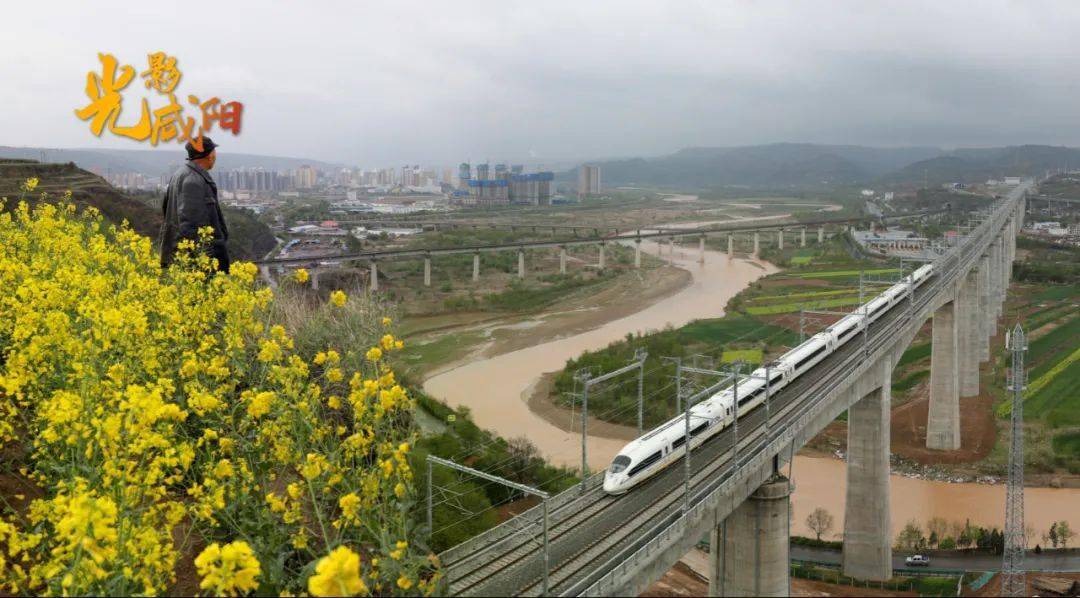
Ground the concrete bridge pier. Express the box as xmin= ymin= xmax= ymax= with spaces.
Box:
xmin=996 ymin=236 xmax=1007 ymax=317
xmin=709 ymin=474 xmax=792 ymax=597
xmin=727 ymin=235 xmax=733 ymax=259
xmin=977 ymin=254 xmax=991 ymax=362
xmin=311 ymin=269 xmax=320 ymax=291
xmin=634 ymin=240 xmax=641 ymax=268
xmin=958 ymin=267 xmax=981 ymax=397
xmin=699 ymin=236 xmax=706 ymax=264
xmin=669 ymin=236 xmax=676 ymax=256
xmin=599 ymin=243 xmax=606 ymax=270
xmin=472 ymin=253 xmax=480 ymax=282
xmin=753 ymin=232 xmax=760 ymax=257
xmin=370 ymin=261 xmax=379 ymax=291
xmin=927 ymin=300 xmax=960 ymax=450
xmin=777 ymin=229 xmax=784 ymax=250
xmin=818 ymin=226 xmax=824 ymax=243
xmin=518 ymin=250 xmax=525 ymax=279
xmin=843 ymin=358 xmax=893 ymax=581
xmin=423 ymin=256 xmax=431 ymax=287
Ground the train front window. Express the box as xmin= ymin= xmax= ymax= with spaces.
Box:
xmin=610 ymin=455 xmax=631 ymax=474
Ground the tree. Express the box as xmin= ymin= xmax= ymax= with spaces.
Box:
xmin=939 ymin=536 xmax=957 ymax=550
xmin=806 ymin=507 xmax=834 ymax=541
xmin=1058 ymin=521 xmax=1076 ymax=548
xmin=1049 ymin=522 xmax=1060 ymax=548
xmin=896 ymin=520 xmax=925 ymax=551
xmin=927 ymin=517 xmax=949 ymax=545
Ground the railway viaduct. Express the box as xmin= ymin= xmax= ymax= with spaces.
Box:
xmin=255 ymin=210 xmax=946 ymax=291
xmin=433 ymin=182 xmax=1030 ymax=597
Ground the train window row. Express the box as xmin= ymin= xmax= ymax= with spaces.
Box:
xmin=628 ymin=450 xmax=662 ymax=477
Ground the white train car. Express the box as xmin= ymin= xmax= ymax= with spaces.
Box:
xmin=603 ymin=264 xmax=935 ymax=494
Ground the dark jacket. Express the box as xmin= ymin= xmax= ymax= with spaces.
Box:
xmin=159 ymin=161 xmax=230 ymax=271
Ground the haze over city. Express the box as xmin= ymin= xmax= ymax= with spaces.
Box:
xmin=6 ymin=1 xmax=1080 ymax=165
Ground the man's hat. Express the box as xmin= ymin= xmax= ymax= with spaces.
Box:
xmin=185 ymin=135 xmax=218 ymax=160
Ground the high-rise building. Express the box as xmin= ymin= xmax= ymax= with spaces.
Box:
xmin=578 ymin=164 xmax=601 ymax=197
xmin=476 ymin=163 xmax=490 ymax=181
xmin=295 ymin=165 xmax=317 ymax=189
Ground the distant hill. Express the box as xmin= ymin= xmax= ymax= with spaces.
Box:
xmin=560 ymin=143 xmax=943 ymax=188
xmin=0 ymin=146 xmax=342 ymax=177
xmin=886 ymin=145 xmax=1080 ymax=185
xmin=0 ymin=159 xmax=276 ymax=261
xmin=560 ymin=143 xmax=1080 ymax=189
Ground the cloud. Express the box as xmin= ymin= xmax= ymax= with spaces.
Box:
xmin=5 ymin=1 xmax=1080 ymax=165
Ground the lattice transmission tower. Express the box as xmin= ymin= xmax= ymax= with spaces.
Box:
xmin=1001 ymin=323 xmax=1027 ymax=597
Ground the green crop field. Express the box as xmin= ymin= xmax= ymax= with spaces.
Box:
xmin=721 ymin=349 xmax=763 ymax=364
xmin=746 ymin=296 xmax=863 ymax=315
xmin=892 ymin=369 xmax=929 ymax=393
xmin=1036 ymin=283 xmax=1080 ymax=301
xmin=897 ymin=342 xmax=932 ymax=367
xmin=790 ymin=268 xmax=899 ymax=279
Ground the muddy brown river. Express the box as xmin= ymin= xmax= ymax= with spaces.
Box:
xmin=424 ymin=237 xmax=1079 ymax=539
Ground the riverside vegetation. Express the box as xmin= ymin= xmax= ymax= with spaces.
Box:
xmin=0 ymin=179 xmax=438 ymax=595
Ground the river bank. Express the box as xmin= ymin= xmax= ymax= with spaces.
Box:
xmin=423 ymin=240 xmax=778 ymax=468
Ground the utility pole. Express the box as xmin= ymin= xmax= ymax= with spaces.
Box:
xmin=1002 ymin=324 xmax=1028 ymax=597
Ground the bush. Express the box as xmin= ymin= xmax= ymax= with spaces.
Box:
xmin=0 ymin=193 xmax=436 ymax=595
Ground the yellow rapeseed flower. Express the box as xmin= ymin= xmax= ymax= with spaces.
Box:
xmin=308 ymin=546 xmax=367 ymax=597
xmin=330 ymin=290 xmax=347 ymax=307
xmin=194 ymin=541 xmax=261 ymax=596
xmin=294 ymin=268 xmax=310 ymax=284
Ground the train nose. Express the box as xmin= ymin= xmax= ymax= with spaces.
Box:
xmin=602 ymin=472 xmax=623 ymax=494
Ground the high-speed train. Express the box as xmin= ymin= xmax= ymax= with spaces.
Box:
xmin=603 ymin=264 xmax=934 ymax=494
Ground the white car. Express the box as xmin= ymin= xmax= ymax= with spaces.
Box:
xmin=905 ymin=554 xmax=930 ymax=567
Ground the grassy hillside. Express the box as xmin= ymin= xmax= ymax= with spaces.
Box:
xmin=1 ymin=159 xmax=277 ymax=261
xmin=0 ymin=159 xmax=161 ymax=238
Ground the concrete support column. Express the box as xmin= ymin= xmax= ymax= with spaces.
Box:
xmin=996 ymin=236 xmax=1007 ymax=316
xmin=517 ymin=250 xmax=525 ymax=279
xmin=988 ymin=244 xmax=999 ymax=337
xmin=311 ymin=270 xmax=319 ymax=291
xmin=843 ymin=373 xmax=892 ymax=581
xmin=698 ymin=236 xmax=706 ymax=264
xmin=753 ymin=232 xmax=760 ymax=257
xmin=598 ymin=243 xmax=606 ymax=270
xmin=801 ymin=228 xmax=807 ymax=247
xmin=727 ymin=235 xmax=733 ymax=258
xmin=370 ymin=261 xmax=379 ymax=291
xmin=669 ymin=237 xmax=675 ymax=255
xmin=927 ymin=300 xmax=960 ymax=450
xmin=472 ymin=253 xmax=480 ymax=282
xmin=777 ymin=229 xmax=784 ymax=250
xmin=958 ymin=267 xmax=981 ymax=397
xmin=818 ymin=226 xmax=824 ymax=243
xmin=633 ymin=241 xmax=641 ymax=268
xmin=423 ymin=256 xmax=431 ymax=287
xmin=978 ymin=255 xmax=991 ymax=362
xmin=710 ymin=475 xmax=792 ymax=597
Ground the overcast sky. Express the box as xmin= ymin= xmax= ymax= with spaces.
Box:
xmin=4 ymin=1 xmax=1080 ymax=167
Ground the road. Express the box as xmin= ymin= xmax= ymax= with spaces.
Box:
xmin=792 ymin=545 xmax=1080 ymax=573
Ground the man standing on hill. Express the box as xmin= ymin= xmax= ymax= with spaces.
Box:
xmin=159 ymin=135 xmax=230 ymax=272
